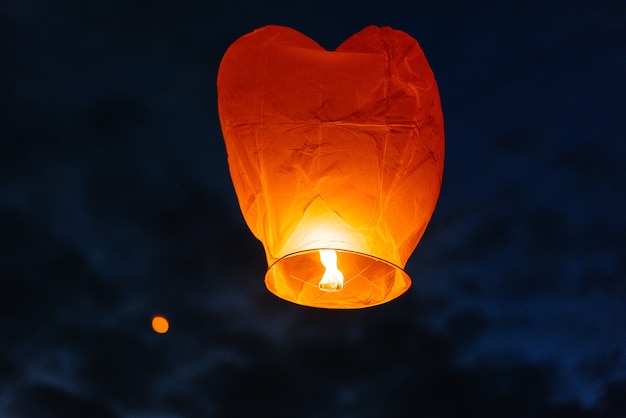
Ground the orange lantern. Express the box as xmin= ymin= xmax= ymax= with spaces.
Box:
xmin=217 ymin=25 xmax=444 ymax=309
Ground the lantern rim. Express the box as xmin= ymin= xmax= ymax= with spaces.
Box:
xmin=264 ymin=248 xmax=412 ymax=309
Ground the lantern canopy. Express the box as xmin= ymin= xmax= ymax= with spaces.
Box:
xmin=217 ymin=25 xmax=444 ymax=309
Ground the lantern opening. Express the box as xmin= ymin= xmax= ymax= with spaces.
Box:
xmin=265 ymin=248 xmax=411 ymax=309
xmin=318 ymin=249 xmax=344 ymax=292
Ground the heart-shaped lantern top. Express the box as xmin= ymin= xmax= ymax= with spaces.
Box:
xmin=218 ymin=25 xmax=444 ymax=308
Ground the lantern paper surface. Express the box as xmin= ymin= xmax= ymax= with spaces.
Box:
xmin=217 ymin=25 xmax=444 ymax=309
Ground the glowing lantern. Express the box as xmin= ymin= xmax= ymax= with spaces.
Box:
xmin=217 ymin=25 xmax=444 ymax=309
xmin=151 ymin=315 xmax=169 ymax=333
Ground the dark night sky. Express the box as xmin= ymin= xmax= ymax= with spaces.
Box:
xmin=2 ymin=0 xmax=626 ymax=417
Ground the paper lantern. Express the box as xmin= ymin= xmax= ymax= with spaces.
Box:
xmin=217 ymin=25 xmax=444 ymax=309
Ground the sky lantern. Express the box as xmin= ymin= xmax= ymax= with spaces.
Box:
xmin=151 ymin=315 xmax=169 ymax=333
xmin=217 ymin=25 xmax=444 ymax=309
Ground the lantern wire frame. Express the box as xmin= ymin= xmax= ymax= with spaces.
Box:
xmin=265 ymin=248 xmax=411 ymax=309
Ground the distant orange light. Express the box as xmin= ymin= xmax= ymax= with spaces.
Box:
xmin=151 ymin=315 xmax=169 ymax=333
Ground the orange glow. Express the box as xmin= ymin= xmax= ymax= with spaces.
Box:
xmin=151 ymin=315 xmax=169 ymax=333
xmin=217 ymin=25 xmax=444 ymax=308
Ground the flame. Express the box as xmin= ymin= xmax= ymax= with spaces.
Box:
xmin=318 ymin=249 xmax=344 ymax=292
